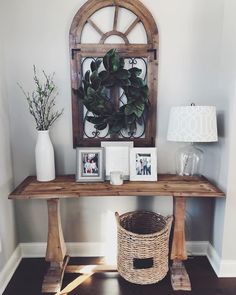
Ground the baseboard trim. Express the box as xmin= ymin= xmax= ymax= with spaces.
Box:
xmin=186 ymin=241 xmax=209 ymax=256
xmin=0 ymin=245 xmax=22 ymax=294
xmin=206 ymin=242 xmax=221 ymax=276
xmin=20 ymin=241 xmax=236 ymax=277
xmin=66 ymin=242 xmax=106 ymax=257
xmin=219 ymin=260 xmax=236 ymax=277
xmin=20 ymin=241 xmax=209 ymax=259
xmin=20 ymin=242 xmax=47 ymax=258
xmin=206 ymin=242 xmax=236 ymax=277
xmin=20 ymin=242 xmax=106 ymax=258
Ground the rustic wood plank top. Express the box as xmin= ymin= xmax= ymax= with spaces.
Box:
xmin=9 ymin=174 xmax=224 ymax=200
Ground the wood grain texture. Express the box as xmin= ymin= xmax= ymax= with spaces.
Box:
xmin=69 ymin=0 xmax=159 ymax=147
xmin=100 ymin=30 xmax=129 ymax=44
xmin=8 ymin=174 xmax=224 ymax=293
xmin=171 ymin=197 xmax=187 ymax=261
xmin=46 ymin=199 xmax=66 ymax=262
xmin=87 ymin=19 xmax=104 ymax=36
xmin=9 ymin=174 xmax=224 ymax=200
xmin=42 ymin=256 xmax=69 ymax=293
xmin=74 ymin=43 xmax=153 ymax=55
xmin=170 ymin=261 xmax=191 ymax=291
xmin=113 ymin=5 xmax=119 ymax=30
xmin=41 ymin=200 xmax=67 ymax=293
xmin=69 ymin=0 xmax=158 ymax=45
xmin=124 ymin=17 xmax=140 ymax=36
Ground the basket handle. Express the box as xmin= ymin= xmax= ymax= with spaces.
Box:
xmin=165 ymin=215 xmax=173 ymax=231
xmin=115 ymin=212 xmax=120 ymax=225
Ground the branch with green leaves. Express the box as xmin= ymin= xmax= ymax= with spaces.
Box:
xmin=77 ymin=49 xmax=149 ymax=135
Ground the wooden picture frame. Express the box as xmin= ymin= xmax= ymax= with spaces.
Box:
xmin=69 ymin=0 xmax=158 ymax=148
xmin=76 ymin=147 xmax=105 ymax=182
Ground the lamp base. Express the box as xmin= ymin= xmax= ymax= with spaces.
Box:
xmin=175 ymin=144 xmax=203 ymax=176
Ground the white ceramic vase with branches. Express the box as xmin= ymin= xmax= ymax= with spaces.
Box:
xmin=19 ymin=66 xmax=63 ymax=181
xmin=35 ymin=130 xmax=55 ymax=181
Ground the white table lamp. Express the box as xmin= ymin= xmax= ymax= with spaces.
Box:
xmin=167 ymin=105 xmax=218 ymax=176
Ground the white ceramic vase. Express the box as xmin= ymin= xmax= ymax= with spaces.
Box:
xmin=35 ymin=130 xmax=55 ymax=181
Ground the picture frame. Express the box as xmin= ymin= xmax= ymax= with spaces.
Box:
xmin=76 ymin=147 xmax=105 ymax=182
xmin=101 ymin=141 xmax=133 ymax=180
xmin=130 ymin=148 xmax=158 ymax=181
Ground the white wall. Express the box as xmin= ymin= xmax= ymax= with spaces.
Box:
xmin=217 ymin=0 xmax=236 ymax=261
xmin=198 ymin=0 xmax=236 ymax=261
xmin=1 ymin=0 xmax=229 ymax=250
xmin=0 ymin=5 xmax=18 ymax=271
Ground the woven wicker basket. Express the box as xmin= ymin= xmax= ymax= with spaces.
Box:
xmin=115 ymin=211 xmax=172 ymax=285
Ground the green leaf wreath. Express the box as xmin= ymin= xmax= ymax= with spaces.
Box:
xmin=77 ymin=49 xmax=149 ymax=134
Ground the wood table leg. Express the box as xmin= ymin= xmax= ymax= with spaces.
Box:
xmin=170 ymin=260 xmax=191 ymax=291
xmin=42 ymin=199 xmax=68 ymax=293
xmin=170 ymin=197 xmax=191 ymax=291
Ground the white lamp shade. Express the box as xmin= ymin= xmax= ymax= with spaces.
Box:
xmin=167 ymin=106 xmax=218 ymax=142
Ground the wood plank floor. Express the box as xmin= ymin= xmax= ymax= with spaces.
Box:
xmin=3 ymin=256 xmax=236 ymax=295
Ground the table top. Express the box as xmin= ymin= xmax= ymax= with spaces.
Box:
xmin=9 ymin=174 xmax=224 ymax=200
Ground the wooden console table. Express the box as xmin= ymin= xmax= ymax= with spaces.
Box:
xmin=9 ymin=174 xmax=224 ymax=293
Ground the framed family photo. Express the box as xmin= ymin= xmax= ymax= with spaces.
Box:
xmin=130 ymin=148 xmax=158 ymax=181
xmin=76 ymin=147 xmax=105 ymax=182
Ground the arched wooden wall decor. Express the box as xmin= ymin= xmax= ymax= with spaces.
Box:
xmin=70 ymin=0 xmax=158 ymax=147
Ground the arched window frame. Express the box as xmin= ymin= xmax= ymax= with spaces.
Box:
xmin=69 ymin=0 xmax=158 ymax=147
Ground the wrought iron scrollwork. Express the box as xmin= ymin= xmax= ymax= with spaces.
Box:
xmin=80 ymin=57 xmax=148 ymax=140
